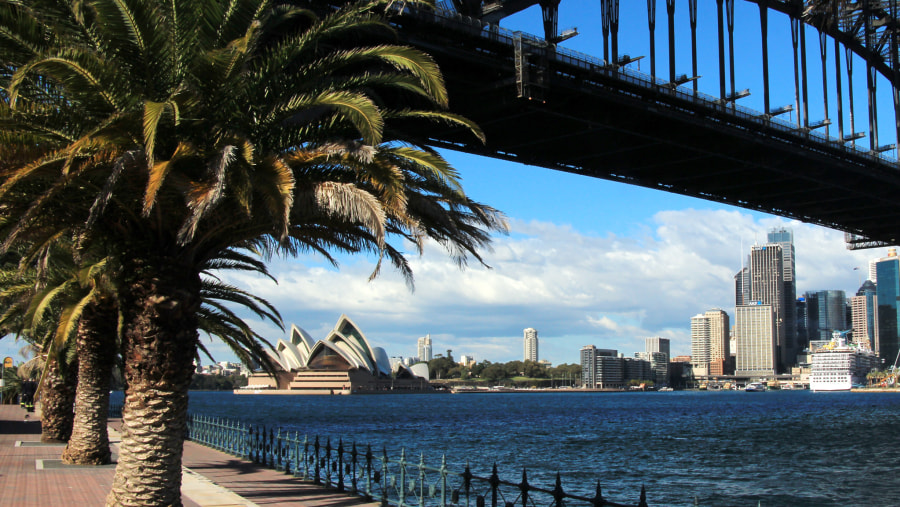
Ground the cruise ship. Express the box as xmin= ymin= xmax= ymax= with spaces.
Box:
xmin=809 ymin=330 xmax=879 ymax=392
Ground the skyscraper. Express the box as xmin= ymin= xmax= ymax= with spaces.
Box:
xmin=645 ymin=337 xmax=670 ymax=359
xmin=767 ymin=228 xmax=797 ymax=366
xmin=851 ymin=280 xmax=878 ymax=351
xmin=523 ymin=328 xmax=538 ymax=362
xmin=691 ymin=314 xmax=711 ymax=376
xmin=876 ymin=250 xmax=900 ymax=367
xmin=734 ymin=264 xmax=751 ymax=306
xmin=417 ymin=335 xmax=432 ymax=362
xmin=706 ymin=309 xmax=731 ymax=363
xmin=750 ymin=243 xmax=787 ymax=372
xmin=815 ymin=290 xmax=847 ymax=340
xmin=735 ymin=304 xmax=777 ymax=376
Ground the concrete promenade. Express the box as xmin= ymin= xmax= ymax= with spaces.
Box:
xmin=0 ymin=404 xmax=380 ymax=506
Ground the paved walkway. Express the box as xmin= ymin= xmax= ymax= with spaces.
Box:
xmin=0 ymin=404 xmax=380 ymax=506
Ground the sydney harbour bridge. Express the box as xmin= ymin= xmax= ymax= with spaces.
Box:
xmin=366 ymin=0 xmax=900 ymax=248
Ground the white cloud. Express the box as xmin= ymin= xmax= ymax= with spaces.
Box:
xmin=208 ymin=208 xmax=882 ymax=368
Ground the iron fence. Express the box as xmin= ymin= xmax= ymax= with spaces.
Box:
xmin=183 ymin=412 xmax=649 ymax=507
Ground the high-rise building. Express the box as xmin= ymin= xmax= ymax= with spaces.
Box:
xmin=815 ymin=290 xmax=847 ymax=340
xmin=851 ymin=280 xmax=878 ymax=351
xmin=750 ymin=243 xmax=787 ymax=372
xmin=691 ymin=310 xmax=730 ymax=378
xmin=735 ymin=304 xmax=777 ymax=376
xmin=645 ymin=337 xmax=670 ymax=359
xmin=706 ymin=309 xmax=731 ymax=362
xmin=691 ymin=314 xmax=711 ymax=377
xmin=580 ymin=346 xmax=624 ymax=389
xmin=767 ymin=228 xmax=798 ymax=366
xmin=876 ymin=249 xmax=900 ymax=366
xmin=417 ymin=335 xmax=432 ymax=362
xmin=523 ymin=328 xmax=538 ymax=362
xmin=734 ymin=264 xmax=751 ymax=306
xmin=649 ymin=351 xmax=670 ymax=385
xmin=796 ymin=296 xmax=809 ymax=350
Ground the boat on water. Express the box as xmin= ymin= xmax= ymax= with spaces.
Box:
xmin=809 ymin=330 xmax=879 ymax=392
xmin=744 ymin=382 xmax=766 ymax=392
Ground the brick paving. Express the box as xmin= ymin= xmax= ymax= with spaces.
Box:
xmin=0 ymin=404 xmax=380 ymax=506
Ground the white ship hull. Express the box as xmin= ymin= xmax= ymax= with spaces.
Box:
xmin=809 ymin=376 xmax=853 ymax=392
xmin=809 ymin=333 xmax=877 ymax=392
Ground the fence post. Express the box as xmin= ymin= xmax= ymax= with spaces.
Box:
xmin=381 ymin=447 xmax=389 ymax=507
xmin=551 ymin=473 xmax=565 ymax=507
xmin=365 ymin=444 xmax=374 ymax=501
xmin=314 ymin=436 xmax=322 ymax=485
xmin=463 ymin=462 xmax=473 ymax=507
xmin=489 ymin=464 xmax=500 ymax=507
xmin=399 ymin=448 xmax=407 ymax=507
xmin=338 ymin=439 xmax=345 ymax=492
xmin=519 ymin=468 xmax=529 ymax=507
xmin=591 ymin=480 xmax=605 ymax=507
xmin=440 ymin=455 xmax=448 ymax=507
xmin=351 ymin=441 xmax=359 ymax=494
xmin=418 ymin=453 xmax=427 ymax=507
xmin=276 ymin=428 xmax=284 ymax=472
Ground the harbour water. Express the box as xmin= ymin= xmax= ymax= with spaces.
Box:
xmin=139 ymin=390 xmax=900 ymax=506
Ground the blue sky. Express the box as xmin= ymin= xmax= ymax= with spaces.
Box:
xmin=1 ymin=1 xmax=894 ymax=367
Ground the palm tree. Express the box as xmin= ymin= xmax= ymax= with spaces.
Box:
xmin=0 ymin=0 xmax=506 ymax=505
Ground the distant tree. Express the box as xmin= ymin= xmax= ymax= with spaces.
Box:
xmin=481 ymin=364 xmax=506 ymax=382
xmin=504 ymin=360 xmax=524 ymax=378
xmin=471 ymin=360 xmax=490 ymax=377
xmin=428 ymin=356 xmax=456 ymax=380
xmin=522 ymin=360 xmax=547 ymax=378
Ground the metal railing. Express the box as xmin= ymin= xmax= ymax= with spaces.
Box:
xmin=183 ymin=412 xmax=649 ymax=507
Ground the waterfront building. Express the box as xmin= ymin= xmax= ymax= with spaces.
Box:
xmin=417 ymin=335 xmax=433 ymax=362
xmin=750 ymin=243 xmax=788 ymax=372
xmin=645 ymin=337 xmax=670 ymax=359
xmin=876 ymin=249 xmax=900 ymax=367
xmin=245 ymin=315 xmax=429 ymax=394
xmin=818 ymin=290 xmax=848 ymax=340
xmin=796 ymin=296 xmax=809 ymax=351
xmin=735 ymin=304 xmax=777 ymax=376
xmin=691 ymin=310 xmax=729 ymax=377
xmin=768 ymin=228 xmax=798 ymax=367
xmin=623 ymin=357 xmax=652 ymax=383
xmin=524 ymin=328 xmax=538 ymax=362
xmin=706 ymin=309 xmax=730 ymax=364
xmin=691 ymin=314 xmax=710 ymax=376
xmin=851 ymin=280 xmax=878 ymax=351
xmin=649 ymin=351 xmax=669 ymax=385
xmin=708 ymin=356 xmax=735 ymax=376
xmin=580 ymin=346 xmax=624 ymax=389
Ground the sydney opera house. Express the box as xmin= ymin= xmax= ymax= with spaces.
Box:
xmin=239 ymin=314 xmax=431 ymax=394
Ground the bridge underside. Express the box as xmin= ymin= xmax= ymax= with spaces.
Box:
xmin=394 ymin=10 xmax=900 ymax=246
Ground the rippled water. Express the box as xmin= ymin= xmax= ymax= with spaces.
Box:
xmin=164 ymin=390 xmax=900 ymax=506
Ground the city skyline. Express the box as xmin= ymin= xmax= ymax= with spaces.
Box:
xmin=0 ymin=3 xmax=891 ymax=367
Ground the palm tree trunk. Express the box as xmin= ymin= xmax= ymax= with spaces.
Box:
xmin=40 ymin=356 xmax=77 ymax=443
xmin=61 ymin=300 xmax=117 ymax=465
xmin=106 ymin=258 xmax=200 ymax=507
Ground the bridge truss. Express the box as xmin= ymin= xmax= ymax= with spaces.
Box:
xmin=380 ymin=1 xmax=900 ymax=248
